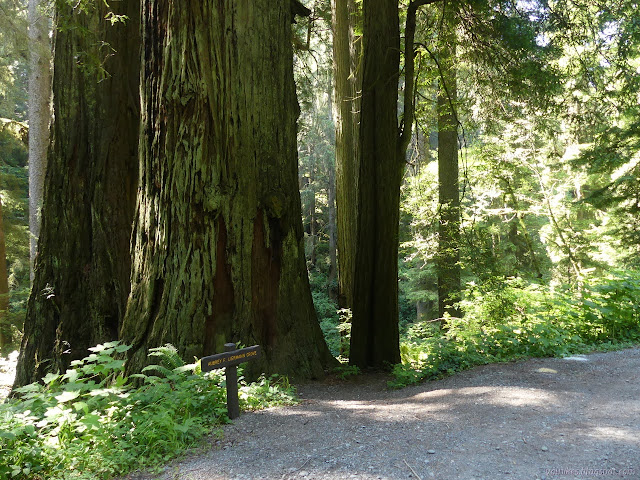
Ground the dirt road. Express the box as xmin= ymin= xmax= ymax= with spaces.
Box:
xmin=124 ymin=348 xmax=639 ymax=480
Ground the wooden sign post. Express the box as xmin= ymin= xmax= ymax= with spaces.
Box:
xmin=201 ymin=343 xmax=261 ymax=419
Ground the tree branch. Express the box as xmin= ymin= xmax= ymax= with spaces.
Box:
xmin=398 ymin=0 xmax=442 ymax=160
xmin=414 ymin=41 xmax=460 ymax=129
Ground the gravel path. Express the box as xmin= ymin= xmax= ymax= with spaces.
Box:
xmin=122 ymin=348 xmax=640 ymax=480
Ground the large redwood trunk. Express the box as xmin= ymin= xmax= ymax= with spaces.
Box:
xmin=121 ymin=0 xmax=333 ymax=379
xmin=13 ymin=1 xmax=140 ymax=387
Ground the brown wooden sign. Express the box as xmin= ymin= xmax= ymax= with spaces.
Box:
xmin=201 ymin=345 xmax=261 ymax=372
xmin=202 ymin=343 xmax=261 ymax=419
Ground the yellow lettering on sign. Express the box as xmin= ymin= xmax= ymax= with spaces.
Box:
xmin=205 ymin=348 xmax=259 ymax=369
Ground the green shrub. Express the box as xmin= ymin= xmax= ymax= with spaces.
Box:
xmin=391 ymin=272 xmax=640 ymax=388
xmin=239 ymin=374 xmax=298 ymax=410
xmin=0 ymin=341 xmax=298 ymax=480
xmin=320 ymin=318 xmax=341 ymax=357
xmin=332 ymin=364 xmax=360 ymax=380
xmin=312 ymin=290 xmax=338 ymax=323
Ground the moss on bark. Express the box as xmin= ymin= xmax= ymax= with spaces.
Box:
xmin=122 ymin=0 xmax=333 ymax=380
xmin=13 ymin=0 xmax=140 ymax=388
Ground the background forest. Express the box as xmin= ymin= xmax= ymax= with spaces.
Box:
xmin=0 ymin=0 xmax=28 ymax=353
xmin=0 ymin=0 xmax=639 ymax=478
xmin=293 ymin=0 xmax=640 ymax=374
xmin=0 ymin=0 xmax=638 ymax=364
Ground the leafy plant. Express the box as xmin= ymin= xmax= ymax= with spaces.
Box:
xmin=332 ymin=364 xmax=361 ymax=380
xmin=391 ymin=272 xmax=640 ymax=388
xmin=239 ymin=374 xmax=298 ymax=410
xmin=0 ymin=341 xmax=298 ymax=479
xmin=337 ymin=308 xmax=352 ymax=359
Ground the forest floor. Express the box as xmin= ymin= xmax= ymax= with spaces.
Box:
xmin=121 ymin=347 xmax=640 ymax=480
xmin=2 ymin=348 xmax=639 ymax=480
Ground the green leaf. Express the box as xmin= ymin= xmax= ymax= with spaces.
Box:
xmin=114 ymin=343 xmax=132 ymax=353
xmin=104 ymin=360 xmax=125 ymax=370
xmin=80 ymin=413 xmax=101 ymax=429
xmin=42 ymin=373 xmax=60 ymax=385
xmin=72 ymin=401 xmax=89 ymax=412
xmin=88 ymin=344 xmax=107 ymax=353
xmin=62 ymin=369 xmax=80 ymax=383
xmin=55 ymin=390 xmax=80 ymax=403
xmin=173 ymin=364 xmax=195 ymax=373
xmin=14 ymin=383 xmax=42 ymax=394
xmin=0 ymin=431 xmax=16 ymax=440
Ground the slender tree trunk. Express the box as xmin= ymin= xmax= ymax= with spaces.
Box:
xmin=13 ymin=1 xmax=140 ymax=388
xmin=27 ymin=0 xmax=51 ymax=281
xmin=327 ymin=162 xmax=338 ymax=289
xmin=331 ymin=0 xmax=361 ymax=310
xmin=326 ymin=82 xmax=338 ymax=293
xmin=348 ymin=0 xmax=402 ymax=368
xmin=437 ymin=5 xmax=461 ymax=320
xmin=0 ymin=198 xmax=9 ymax=350
xmin=502 ymin=177 xmax=543 ymax=278
xmin=121 ymin=0 xmax=334 ymax=380
xmin=309 ymin=168 xmax=317 ymax=266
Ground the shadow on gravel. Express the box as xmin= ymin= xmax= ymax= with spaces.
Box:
xmin=124 ymin=348 xmax=640 ymax=480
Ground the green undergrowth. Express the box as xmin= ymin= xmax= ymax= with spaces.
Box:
xmin=0 ymin=342 xmax=298 ymax=480
xmin=390 ymin=272 xmax=640 ymax=388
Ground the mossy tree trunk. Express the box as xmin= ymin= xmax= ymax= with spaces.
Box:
xmin=327 ymin=158 xmax=338 ymax=291
xmin=121 ymin=0 xmax=333 ymax=380
xmin=27 ymin=0 xmax=51 ymax=280
xmin=13 ymin=0 xmax=140 ymax=387
xmin=331 ymin=0 xmax=361 ymax=310
xmin=326 ymin=82 xmax=338 ymax=291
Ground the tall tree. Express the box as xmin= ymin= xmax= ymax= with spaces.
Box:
xmin=331 ymin=0 xmax=361 ymax=309
xmin=348 ymin=0 xmax=434 ymax=368
xmin=348 ymin=0 xmax=401 ymax=367
xmin=0 ymin=197 xmax=9 ymax=349
xmin=121 ymin=0 xmax=334 ymax=379
xmin=13 ymin=0 xmax=140 ymax=387
xmin=326 ymin=83 xmax=338 ymax=289
xmin=27 ymin=0 xmax=51 ymax=279
xmin=436 ymin=2 xmax=461 ymax=319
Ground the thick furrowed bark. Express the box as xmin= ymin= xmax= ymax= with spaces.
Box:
xmin=13 ymin=1 xmax=140 ymax=388
xmin=122 ymin=0 xmax=333 ymax=380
